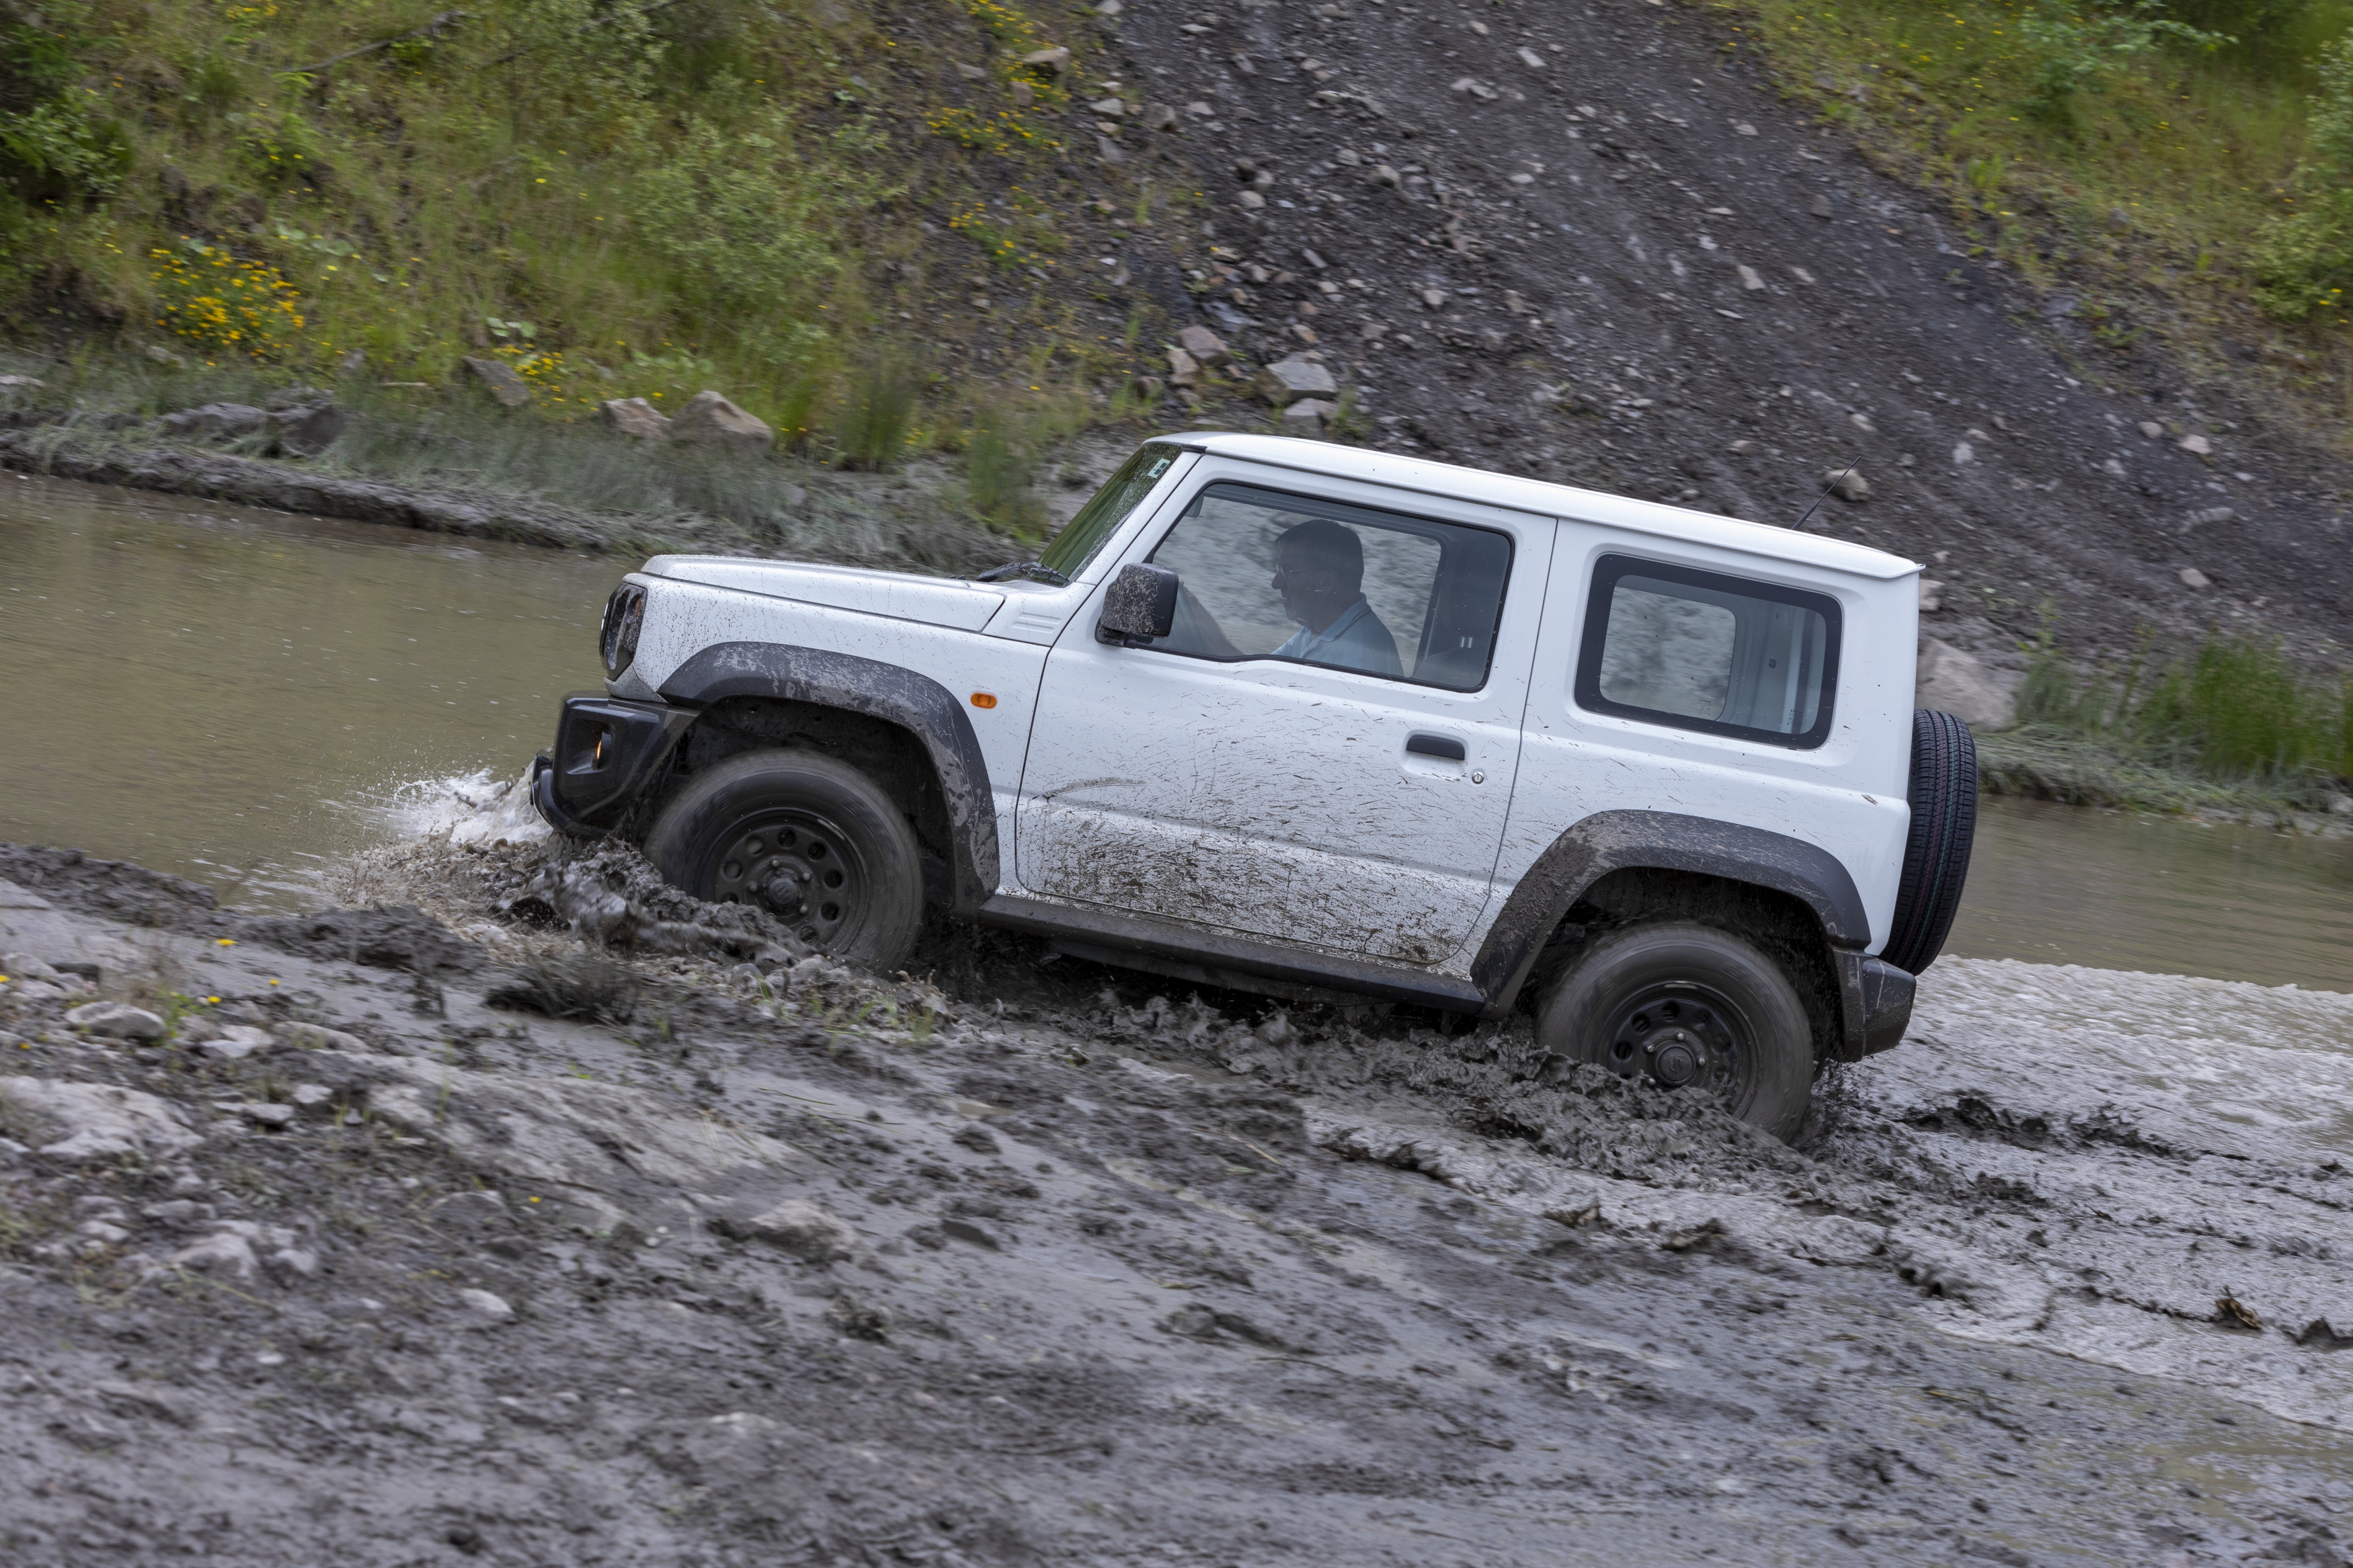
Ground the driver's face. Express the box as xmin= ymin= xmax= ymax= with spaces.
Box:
xmin=1271 ymin=545 xmax=1336 ymax=620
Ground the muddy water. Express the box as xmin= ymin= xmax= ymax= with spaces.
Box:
xmin=3 ymin=471 xmax=2348 ymax=995
xmin=0 ymin=471 xmax=610 ymax=905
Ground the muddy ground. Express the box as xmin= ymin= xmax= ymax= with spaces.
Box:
xmin=1 ymin=819 xmax=2349 ymax=1567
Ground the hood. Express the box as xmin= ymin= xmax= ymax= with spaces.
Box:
xmin=641 ymin=556 xmax=1006 ymax=632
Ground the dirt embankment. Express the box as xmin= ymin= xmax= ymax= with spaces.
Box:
xmin=1064 ymin=0 xmax=2353 ymax=659
xmin=1 ymin=829 xmax=2348 ymax=1566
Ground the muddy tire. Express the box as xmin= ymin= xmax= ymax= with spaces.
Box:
xmin=1536 ymin=921 xmax=1814 ymax=1143
xmin=645 ymin=748 xmax=924 ymax=973
xmin=1882 ymin=708 xmax=1979 ymax=976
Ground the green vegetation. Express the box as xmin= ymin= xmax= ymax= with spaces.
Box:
xmin=1725 ymin=0 xmax=2353 ymax=427
xmin=0 ymin=0 xmax=1156 ymax=472
xmin=1987 ymin=628 xmax=2353 ymax=812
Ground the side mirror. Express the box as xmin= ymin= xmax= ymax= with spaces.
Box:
xmin=1096 ymin=562 xmax=1179 ymax=643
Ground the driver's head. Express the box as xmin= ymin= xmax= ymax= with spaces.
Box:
xmin=1271 ymin=519 xmax=1364 ymax=622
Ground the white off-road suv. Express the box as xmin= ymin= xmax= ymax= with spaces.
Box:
xmin=534 ymin=434 xmax=1976 ymax=1139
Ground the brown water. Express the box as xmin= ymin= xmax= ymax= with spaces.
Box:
xmin=3 ymin=471 xmax=2348 ymax=992
xmin=0 ymin=470 xmax=610 ymax=905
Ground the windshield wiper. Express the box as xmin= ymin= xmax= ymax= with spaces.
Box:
xmin=973 ymin=559 xmax=1070 ymax=586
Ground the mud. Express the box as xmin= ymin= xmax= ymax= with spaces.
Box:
xmin=3 ymin=827 xmax=2350 ymax=1565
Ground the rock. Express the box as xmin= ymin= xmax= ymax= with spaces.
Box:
xmin=669 ymin=390 xmax=775 ymax=455
xmin=267 ymin=402 xmax=344 ymax=457
xmin=430 ymin=1190 xmax=511 ymax=1231
xmin=600 ymin=397 xmax=672 ymax=440
xmin=1824 ymin=468 xmax=1870 ymax=502
xmin=170 ymin=1231 xmax=258 ymax=1280
xmin=290 ymin=1083 xmax=334 ymax=1110
xmin=0 ymin=374 xmax=44 ymax=390
xmin=2185 ymin=505 xmax=2233 ymax=528
xmin=1236 ymin=190 xmax=1265 ymax=210
xmin=1915 ymin=638 xmax=2018 ymax=731
xmin=722 ymin=1198 xmax=859 ymax=1262
xmin=2101 ymin=458 xmax=2126 ymax=478
xmin=2136 ymin=419 xmax=2165 ymax=439
xmin=65 ymin=1001 xmax=165 ymax=1041
xmin=1728 ymin=439 xmax=1758 ymax=455
xmin=1176 ymin=325 xmax=1230 ymax=366
xmin=95 ymin=1379 xmax=196 ymax=1426
xmin=2179 ymin=566 xmax=2210 ymax=589
xmin=1097 ymin=135 xmax=1126 ymax=166
xmin=1918 ymin=579 xmax=1944 ymax=612
xmin=1735 ymin=121 xmax=1758 ymax=135
xmin=266 ymin=1246 xmax=319 ymax=1280
xmin=273 ymin=1021 xmax=366 ymax=1053
xmin=1019 ymin=44 xmax=1070 ymax=73
xmin=236 ymin=1102 xmax=296 ymax=1128
xmin=161 ymin=403 xmax=267 ymax=440
xmin=200 ymin=1025 xmax=276 ymax=1061
xmin=1254 ymin=357 xmax=1338 ymax=407
xmin=941 ymin=1217 xmax=1001 ymax=1249
xmin=1373 ymin=163 xmax=1401 ymax=186
xmin=1737 ymin=265 xmax=1766 ymax=292
xmin=1808 ymin=194 xmax=1833 ymax=218
xmin=76 ymin=1219 xmax=130 ymax=1245
xmin=1142 ymin=101 xmax=1179 ymax=132
xmin=1951 ymin=442 xmax=1975 ymax=465
xmin=1 ymin=952 xmax=60 ymax=983
xmin=1282 ymin=398 xmax=1335 ymax=433
xmin=2178 ymin=434 xmax=2212 ymax=456
xmin=1450 ymin=77 xmax=1499 ymax=101
xmin=1166 ymin=345 xmax=1201 ymax=386
xmin=142 ymin=1200 xmax=215 ymax=1227
xmin=953 ymin=61 xmax=986 ymax=79
xmin=462 ymin=357 xmax=532 ymax=408
xmin=1516 ymin=46 xmax=1546 ymax=68
xmin=826 ymin=1290 xmax=891 ymax=1341
xmin=457 ymin=1287 xmax=514 ymax=1323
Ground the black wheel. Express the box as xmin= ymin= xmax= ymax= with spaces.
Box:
xmin=1536 ymin=921 xmax=1814 ymax=1143
xmin=645 ymin=748 xmax=924 ymax=972
xmin=1883 ymin=708 xmax=1979 ymax=975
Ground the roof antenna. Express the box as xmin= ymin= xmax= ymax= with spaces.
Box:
xmin=1794 ymin=461 xmax=1857 ymax=532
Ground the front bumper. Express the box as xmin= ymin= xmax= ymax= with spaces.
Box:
xmin=530 ymin=693 xmax=697 ymax=837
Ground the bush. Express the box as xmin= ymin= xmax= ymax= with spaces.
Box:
xmin=2257 ymin=31 xmax=2353 ymax=319
xmin=2019 ymin=0 xmax=2231 ymax=118
xmin=832 ymin=358 xmax=918 ymax=470
xmin=965 ymin=407 xmax=1041 ymax=530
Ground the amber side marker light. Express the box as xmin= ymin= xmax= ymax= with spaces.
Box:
xmin=969 ymin=692 xmax=998 ymax=709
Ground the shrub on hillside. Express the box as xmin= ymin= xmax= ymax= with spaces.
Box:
xmin=2256 ymin=32 xmax=2353 ymax=320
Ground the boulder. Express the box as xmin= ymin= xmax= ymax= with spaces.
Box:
xmin=1915 ymin=638 xmax=2018 ymax=732
xmin=719 ymin=1198 xmax=859 ymax=1262
xmin=1254 ymin=356 xmax=1338 ymax=407
xmin=462 ymin=356 xmax=532 ymax=408
xmin=1019 ymin=45 xmax=1071 ymax=73
xmin=267 ymin=402 xmax=345 ymax=458
xmin=600 ymin=397 xmax=672 ymax=440
xmin=65 ymin=1001 xmax=167 ymax=1041
xmin=1176 ymin=325 xmax=1230 ymax=366
xmin=669 ymin=390 xmax=774 ymax=455
xmin=1281 ymin=398 xmax=1335 ymax=433
xmin=1823 ymin=467 xmax=1870 ymax=503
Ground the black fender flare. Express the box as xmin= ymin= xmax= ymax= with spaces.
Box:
xmin=1472 ymin=809 xmax=1872 ymax=1032
xmin=659 ymin=643 xmax=1000 ymax=914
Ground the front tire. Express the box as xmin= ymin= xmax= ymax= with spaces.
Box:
xmin=645 ymin=748 xmax=924 ymax=973
xmin=1537 ymin=921 xmax=1814 ymax=1143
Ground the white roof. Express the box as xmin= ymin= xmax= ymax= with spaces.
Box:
xmin=1170 ymin=433 xmax=1921 ymax=583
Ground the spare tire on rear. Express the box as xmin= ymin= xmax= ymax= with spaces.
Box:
xmin=1882 ymin=708 xmax=1977 ymax=975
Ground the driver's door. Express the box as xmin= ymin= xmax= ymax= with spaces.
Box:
xmin=1014 ymin=465 xmax=1549 ymax=966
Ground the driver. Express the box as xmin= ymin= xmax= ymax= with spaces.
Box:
xmin=1269 ymin=518 xmax=1402 ymax=676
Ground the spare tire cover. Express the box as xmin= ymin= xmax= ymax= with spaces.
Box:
xmin=1882 ymin=708 xmax=1978 ymax=975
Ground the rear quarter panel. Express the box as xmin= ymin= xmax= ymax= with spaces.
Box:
xmin=1504 ymin=520 xmax=1917 ymax=954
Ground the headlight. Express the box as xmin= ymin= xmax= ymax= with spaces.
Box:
xmin=598 ymin=583 xmax=647 ymax=679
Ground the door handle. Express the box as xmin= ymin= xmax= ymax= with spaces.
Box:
xmin=1405 ymin=733 xmax=1466 ymax=761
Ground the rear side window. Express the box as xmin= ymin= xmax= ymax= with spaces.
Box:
xmin=1574 ymin=555 xmax=1840 ymax=747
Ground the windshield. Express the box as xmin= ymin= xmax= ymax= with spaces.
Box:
xmin=1037 ymin=444 xmax=1182 ymax=579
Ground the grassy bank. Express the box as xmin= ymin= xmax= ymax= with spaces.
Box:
xmin=1722 ymin=0 xmax=2353 ymax=438
xmin=0 ymin=0 xmax=1169 ymax=460
xmin=1979 ymin=629 xmax=2353 ymax=817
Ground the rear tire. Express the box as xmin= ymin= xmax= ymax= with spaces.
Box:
xmin=1536 ymin=921 xmax=1814 ymax=1143
xmin=645 ymin=748 xmax=924 ymax=973
xmin=1883 ymin=708 xmax=1979 ymax=975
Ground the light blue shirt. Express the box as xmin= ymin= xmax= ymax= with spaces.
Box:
xmin=1273 ymin=596 xmax=1402 ymax=677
